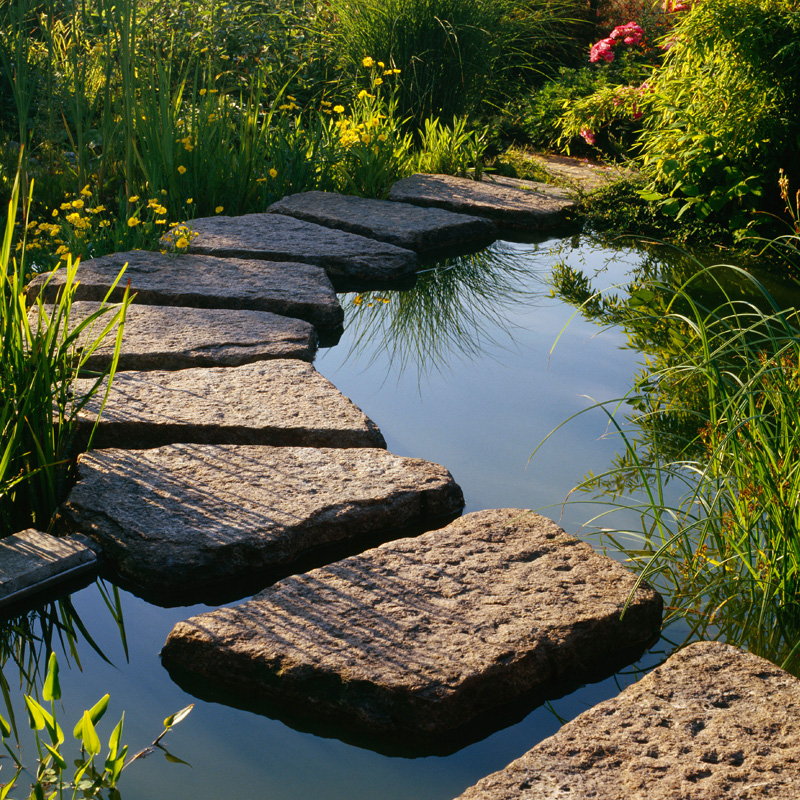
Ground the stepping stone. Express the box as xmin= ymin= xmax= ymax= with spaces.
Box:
xmin=58 ymin=444 xmax=464 ymax=601
xmin=25 ymin=251 xmax=343 ymax=333
xmin=480 ymin=174 xmax=574 ymax=200
xmin=160 ymin=509 xmax=662 ymax=751
xmin=73 ymin=360 xmax=386 ymax=450
xmin=34 ymin=302 xmax=317 ymax=372
xmin=529 ymin=153 xmax=639 ymax=194
xmin=176 ymin=213 xmax=419 ymax=290
xmin=453 ymin=641 xmax=800 ymax=799
xmin=0 ymin=530 xmax=98 ymax=609
xmin=267 ymin=191 xmax=497 ymax=256
xmin=388 ymin=173 xmax=576 ymax=231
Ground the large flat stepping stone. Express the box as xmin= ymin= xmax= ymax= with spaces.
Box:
xmin=388 ymin=173 xmax=575 ymax=230
xmin=25 ymin=251 xmax=343 ymax=332
xmin=73 ymin=360 xmax=386 ymax=449
xmin=267 ymin=191 xmax=497 ymax=256
xmin=160 ymin=509 xmax=662 ymax=751
xmin=58 ymin=445 xmax=464 ymax=601
xmin=453 ymin=641 xmax=800 ymax=799
xmin=0 ymin=530 xmax=98 ymax=609
xmin=178 ymin=213 xmax=419 ymax=290
xmin=35 ymin=302 xmax=317 ymax=372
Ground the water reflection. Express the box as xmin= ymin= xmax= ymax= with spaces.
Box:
xmin=339 ymin=241 xmax=552 ymax=376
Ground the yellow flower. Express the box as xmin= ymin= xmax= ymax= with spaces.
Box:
xmin=361 ymin=133 xmax=371 ymax=144
xmin=154 ymin=205 xmax=167 ymax=215
xmin=378 ymin=133 xmax=387 ymax=142
xmin=287 ymin=95 xmax=296 ymax=102
xmin=51 ymin=208 xmax=58 ymax=217
xmin=56 ymin=245 xmax=68 ymax=255
xmin=186 ymin=198 xmax=193 ymax=204
xmin=176 ymin=236 xmax=189 ymax=249
xmin=128 ymin=217 xmax=141 ymax=227
xmin=199 ymin=88 xmax=207 ymax=96
xmin=128 ymin=195 xmax=139 ymax=203
xmin=374 ymin=78 xmax=383 ymax=86
xmin=177 ymin=165 xmax=187 ymax=174
xmin=71 ymin=199 xmax=84 ymax=209
xmin=362 ymin=57 xmax=375 ymax=68
xmin=357 ymin=90 xmax=373 ymax=100
xmin=99 ymin=220 xmax=111 ymax=228
xmin=256 ymin=177 xmax=267 ymax=183
xmin=66 ymin=212 xmax=82 ymax=225
xmin=156 ymin=219 xmax=167 ymax=225
xmin=269 ymin=168 xmax=278 ymax=179
xmin=279 ymin=104 xmax=291 ymax=111
xmin=215 ymin=206 xmax=224 ymax=214
xmin=80 ymin=185 xmax=92 ymax=197
xmin=333 ymin=104 xmax=345 ymax=114
xmin=353 ymin=294 xmax=363 ymax=305
xmin=321 ymin=100 xmax=331 ymax=107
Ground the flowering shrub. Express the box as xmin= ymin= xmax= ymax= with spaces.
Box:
xmin=589 ymin=22 xmax=644 ymax=63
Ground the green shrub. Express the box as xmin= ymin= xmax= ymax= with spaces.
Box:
xmin=638 ymin=0 xmax=800 ymax=234
xmin=326 ymin=0 xmax=580 ymax=129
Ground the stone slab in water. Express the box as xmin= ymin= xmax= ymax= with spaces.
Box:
xmin=160 ymin=509 xmax=662 ymax=749
xmin=35 ymin=301 xmax=317 ymax=372
xmin=58 ymin=444 xmax=463 ymax=600
xmin=25 ymin=250 xmax=343 ymax=332
xmin=0 ymin=529 xmax=97 ymax=608
xmin=267 ymin=191 xmax=497 ymax=255
xmin=453 ymin=641 xmax=800 ymax=800
xmin=388 ymin=173 xmax=575 ymax=230
xmin=73 ymin=360 xmax=386 ymax=449
xmin=178 ymin=213 xmax=419 ymax=290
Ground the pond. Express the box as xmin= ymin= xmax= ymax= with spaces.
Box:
xmin=5 ymin=234 xmax=706 ymax=798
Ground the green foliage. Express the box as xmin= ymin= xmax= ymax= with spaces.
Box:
xmin=637 ymin=0 xmax=800 ymax=234
xmin=545 ymin=237 xmax=800 ymax=671
xmin=412 ymin=116 xmax=487 ymax=179
xmin=326 ymin=0 xmax=581 ymax=129
xmin=0 ymin=652 xmax=192 ymax=799
xmin=0 ymin=171 xmax=130 ymax=536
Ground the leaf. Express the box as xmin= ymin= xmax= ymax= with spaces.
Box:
xmin=162 ymin=704 xmax=193 ymax=730
xmin=42 ymin=653 xmax=61 ymax=702
xmin=73 ymin=695 xmax=109 ymax=739
xmin=107 ymin=714 xmax=124 ymax=760
xmin=0 ymin=712 xmax=10 ymax=739
xmin=80 ymin=711 xmax=101 ymax=757
xmin=24 ymin=696 xmax=48 ymax=731
xmin=44 ymin=743 xmax=67 ymax=771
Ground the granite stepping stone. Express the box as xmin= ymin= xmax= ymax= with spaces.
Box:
xmin=73 ymin=360 xmax=386 ymax=450
xmin=0 ymin=530 xmax=98 ymax=609
xmin=453 ymin=641 xmax=800 ymax=799
xmin=57 ymin=444 xmax=464 ymax=602
xmin=25 ymin=250 xmax=343 ymax=333
xmin=33 ymin=302 xmax=317 ymax=372
xmin=267 ymin=191 xmax=497 ymax=256
xmin=388 ymin=173 xmax=576 ymax=231
xmin=176 ymin=213 xmax=419 ymax=290
xmin=160 ymin=509 xmax=662 ymax=751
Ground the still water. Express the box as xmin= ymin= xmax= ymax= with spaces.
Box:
xmin=7 ymin=235 xmax=688 ymax=799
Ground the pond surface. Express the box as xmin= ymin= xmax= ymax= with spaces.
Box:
xmin=6 ymin=235 xmax=692 ymax=798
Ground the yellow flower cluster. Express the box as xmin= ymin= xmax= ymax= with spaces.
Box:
xmin=162 ymin=223 xmax=198 ymax=253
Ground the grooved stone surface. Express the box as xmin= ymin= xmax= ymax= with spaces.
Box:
xmin=268 ymin=191 xmax=497 ymax=255
xmin=58 ymin=445 xmax=464 ymax=597
xmin=0 ymin=529 xmax=97 ymax=604
xmin=179 ymin=213 xmax=419 ymax=289
xmin=160 ymin=509 xmax=662 ymax=744
xmin=25 ymin=251 xmax=343 ymax=331
xmin=388 ymin=173 xmax=575 ymax=230
xmin=73 ymin=360 xmax=386 ymax=449
xmin=33 ymin=301 xmax=317 ymax=371
xmin=453 ymin=641 xmax=800 ymax=800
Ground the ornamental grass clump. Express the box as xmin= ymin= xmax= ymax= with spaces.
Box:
xmin=0 ymin=171 xmax=130 ymax=537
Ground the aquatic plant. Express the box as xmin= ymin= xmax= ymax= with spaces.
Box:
xmin=0 ymin=170 xmax=130 ymax=537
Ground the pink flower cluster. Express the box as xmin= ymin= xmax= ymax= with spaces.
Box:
xmin=662 ymin=0 xmax=692 ymax=11
xmin=589 ymin=21 xmax=645 ymax=64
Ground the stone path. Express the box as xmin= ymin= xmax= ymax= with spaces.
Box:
xmin=0 ymin=529 xmax=97 ymax=609
xmin=182 ymin=213 xmax=419 ymax=290
xmin=388 ymin=173 xmax=575 ymax=230
xmin=26 ymin=250 xmax=344 ymax=333
xmin=59 ymin=444 xmax=464 ymax=601
xmin=453 ymin=641 xmax=800 ymax=799
xmin=73 ymin=361 xmax=387 ymax=450
xmin=37 ymin=301 xmax=317 ymax=371
xmin=161 ymin=509 xmax=662 ymax=751
xmin=268 ymin=191 xmax=497 ymax=256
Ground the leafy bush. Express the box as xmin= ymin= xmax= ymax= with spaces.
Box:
xmin=326 ymin=0 xmax=581 ymax=129
xmin=637 ymin=0 xmax=800 ymax=234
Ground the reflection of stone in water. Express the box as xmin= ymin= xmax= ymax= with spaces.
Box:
xmin=342 ymin=241 xmax=551 ymax=376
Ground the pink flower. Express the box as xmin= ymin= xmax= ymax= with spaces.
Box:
xmin=589 ymin=38 xmax=615 ymax=63
xmin=580 ymin=129 xmax=596 ymax=145
xmin=663 ymin=0 xmax=691 ymax=11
